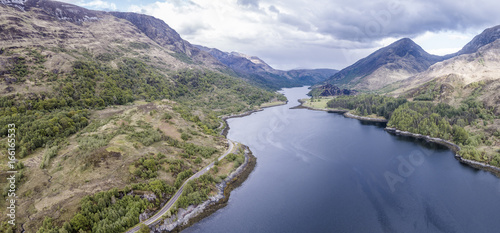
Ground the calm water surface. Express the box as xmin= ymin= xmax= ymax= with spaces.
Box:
xmin=183 ymin=86 xmax=500 ymax=233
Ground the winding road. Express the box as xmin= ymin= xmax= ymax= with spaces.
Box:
xmin=126 ymin=139 xmax=235 ymax=233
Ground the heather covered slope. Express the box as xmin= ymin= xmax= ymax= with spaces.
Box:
xmin=0 ymin=1 xmax=285 ymax=232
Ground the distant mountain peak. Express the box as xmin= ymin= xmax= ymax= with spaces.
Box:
xmin=229 ymin=51 xmax=269 ymax=66
xmin=391 ymin=37 xmax=415 ymax=45
xmin=455 ymin=25 xmax=500 ymax=56
xmin=383 ymin=38 xmax=433 ymax=58
xmin=323 ymin=37 xmax=444 ymax=91
xmin=194 ymin=45 xmax=337 ymax=89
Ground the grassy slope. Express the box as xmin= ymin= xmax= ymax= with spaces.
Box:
xmin=0 ymin=7 xmax=285 ymax=232
xmin=0 ymin=53 xmax=284 ymax=232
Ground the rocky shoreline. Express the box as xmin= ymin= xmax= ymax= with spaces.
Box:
xmin=293 ymin=99 xmax=348 ymax=113
xmin=385 ymin=128 xmax=500 ymax=175
xmin=299 ymin=99 xmax=500 ymax=176
xmin=147 ymin=102 xmax=284 ymax=232
xmin=296 ymin=99 xmax=387 ymax=122
xmin=343 ymin=112 xmax=388 ymax=123
xmin=384 ymin=127 xmax=461 ymax=153
xmin=151 ymin=146 xmax=256 ymax=232
xmin=220 ymin=101 xmax=287 ymax=137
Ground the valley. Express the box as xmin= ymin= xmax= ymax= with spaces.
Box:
xmin=1 ymin=0 xmax=500 ymax=232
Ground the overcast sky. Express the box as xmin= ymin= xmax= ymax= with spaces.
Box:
xmin=60 ymin=0 xmax=500 ymax=70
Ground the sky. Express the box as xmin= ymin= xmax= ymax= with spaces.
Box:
xmin=58 ymin=0 xmax=500 ymax=70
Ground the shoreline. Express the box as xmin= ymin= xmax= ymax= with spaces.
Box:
xmin=385 ymin=128 xmax=500 ymax=175
xmin=297 ymin=99 xmax=387 ymax=122
xmin=299 ymin=97 xmax=500 ymax=176
xmin=149 ymin=102 xmax=285 ymax=232
xmin=292 ymin=99 xmax=348 ymax=113
xmin=220 ymin=101 xmax=288 ymax=137
xmin=343 ymin=112 xmax=388 ymax=123
xmin=151 ymin=146 xmax=257 ymax=232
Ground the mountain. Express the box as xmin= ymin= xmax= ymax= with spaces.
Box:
xmin=0 ymin=0 xmax=226 ymax=78
xmin=391 ymin=26 xmax=500 ymax=113
xmin=195 ymin=45 xmax=337 ymax=89
xmin=109 ymin=12 xmax=222 ymax=68
xmin=195 ymin=46 xmax=275 ymax=74
xmin=454 ymin=25 xmax=500 ymax=56
xmin=322 ymin=38 xmax=444 ymax=91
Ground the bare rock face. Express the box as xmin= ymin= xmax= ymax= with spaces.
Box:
xmin=315 ymin=83 xmax=357 ymax=97
xmin=1 ymin=0 xmax=100 ymax=23
xmin=34 ymin=0 xmax=100 ymax=23
xmin=110 ymin=12 xmax=223 ymax=68
xmin=0 ymin=0 xmax=28 ymax=11
xmin=454 ymin=25 xmax=500 ymax=56
xmin=110 ymin=12 xmax=190 ymax=55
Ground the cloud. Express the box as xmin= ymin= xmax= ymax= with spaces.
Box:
xmin=124 ymin=0 xmax=500 ymax=70
xmin=57 ymin=0 xmax=117 ymax=11
xmin=268 ymin=5 xmax=279 ymax=14
xmin=80 ymin=0 xmax=117 ymax=11
xmin=237 ymin=0 xmax=259 ymax=8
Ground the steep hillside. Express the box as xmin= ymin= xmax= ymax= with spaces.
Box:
xmin=322 ymin=38 xmax=443 ymax=91
xmin=0 ymin=1 xmax=285 ymax=232
xmin=392 ymin=34 xmax=500 ymax=113
xmin=196 ymin=45 xmax=337 ymax=89
xmin=454 ymin=25 xmax=500 ymax=56
xmin=109 ymin=12 xmax=222 ymax=68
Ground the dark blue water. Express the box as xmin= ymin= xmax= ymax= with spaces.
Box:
xmin=183 ymin=86 xmax=500 ymax=233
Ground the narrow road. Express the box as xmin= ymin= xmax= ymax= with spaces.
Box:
xmin=126 ymin=139 xmax=235 ymax=233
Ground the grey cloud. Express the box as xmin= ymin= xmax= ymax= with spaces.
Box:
xmin=230 ymin=0 xmax=500 ymax=69
xmin=152 ymin=0 xmax=500 ymax=70
xmin=276 ymin=0 xmax=500 ymax=47
xmin=268 ymin=5 xmax=279 ymax=13
xmin=237 ymin=0 xmax=259 ymax=7
xmin=278 ymin=13 xmax=312 ymax=31
xmin=178 ymin=22 xmax=211 ymax=36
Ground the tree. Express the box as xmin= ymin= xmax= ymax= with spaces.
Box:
xmin=453 ymin=125 xmax=469 ymax=145
xmin=138 ymin=224 xmax=150 ymax=233
xmin=70 ymin=213 xmax=90 ymax=232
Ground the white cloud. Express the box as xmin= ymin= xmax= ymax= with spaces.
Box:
xmin=414 ymin=30 xmax=482 ymax=55
xmin=80 ymin=0 xmax=117 ymax=11
xmin=56 ymin=0 xmax=117 ymax=11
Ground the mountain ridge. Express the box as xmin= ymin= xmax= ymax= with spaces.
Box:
xmin=109 ymin=12 xmax=223 ymax=68
xmin=321 ymin=38 xmax=444 ymax=91
xmin=196 ymin=45 xmax=338 ymax=89
xmin=391 ymin=31 xmax=500 ymax=112
xmin=454 ymin=25 xmax=500 ymax=56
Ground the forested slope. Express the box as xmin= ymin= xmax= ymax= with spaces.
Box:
xmin=327 ymin=95 xmax=500 ymax=167
xmin=0 ymin=2 xmax=285 ymax=232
